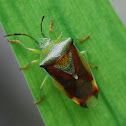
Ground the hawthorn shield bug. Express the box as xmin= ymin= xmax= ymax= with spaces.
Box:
xmin=5 ymin=15 xmax=99 ymax=108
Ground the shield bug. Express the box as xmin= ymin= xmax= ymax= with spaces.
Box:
xmin=5 ymin=15 xmax=99 ymax=108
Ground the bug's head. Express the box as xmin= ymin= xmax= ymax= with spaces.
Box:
xmin=38 ymin=37 xmax=53 ymax=49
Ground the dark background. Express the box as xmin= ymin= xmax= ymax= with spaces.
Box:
xmin=0 ymin=1 xmax=126 ymax=126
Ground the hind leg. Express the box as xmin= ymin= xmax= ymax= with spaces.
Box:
xmin=34 ymin=76 xmax=48 ymax=104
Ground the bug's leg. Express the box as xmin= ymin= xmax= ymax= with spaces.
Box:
xmin=89 ymin=64 xmax=98 ymax=69
xmin=49 ymin=20 xmax=63 ymax=41
xmin=80 ymin=51 xmax=87 ymax=55
xmin=80 ymin=34 xmax=90 ymax=42
xmin=20 ymin=59 xmax=39 ymax=70
xmin=57 ymin=32 xmax=63 ymax=40
xmin=49 ymin=20 xmax=55 ymax=32
xmin=80 ymin=51 xmax=98 ymax=69
xmin=80 ymin=35 xmax=98 ymax=69
xmin=8 ymin=39 xmax=41 ymax=54
xmin=35 ymin=76 xmax=48 ymax=104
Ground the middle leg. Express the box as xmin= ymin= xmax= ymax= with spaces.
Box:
xmin=80 ymin=34 xmax=90 ymax=42
xmin=20 ymin=59 xmax=39 ymax=70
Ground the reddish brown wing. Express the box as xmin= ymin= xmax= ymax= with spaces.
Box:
xmin=44 ymin=43 xmax=99 ymax=108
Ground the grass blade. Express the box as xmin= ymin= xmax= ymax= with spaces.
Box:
xmin=0 ymin=0 xmax=126 ymax=126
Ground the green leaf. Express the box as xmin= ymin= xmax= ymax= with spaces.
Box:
xmin=0 ymin=0 xmax=126 ymax=126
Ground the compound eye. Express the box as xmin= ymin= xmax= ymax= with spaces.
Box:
xmin=39 ymin=42 xmax=43 ymax=49
xmin=39 ymin=46 xmax=42 ymax=49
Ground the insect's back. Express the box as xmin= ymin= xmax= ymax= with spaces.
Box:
xmin=40 ymin=38 xmax=99 ymax=108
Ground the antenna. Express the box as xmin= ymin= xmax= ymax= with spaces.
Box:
xmin=41 ymin=15 xmax=46 ymax=38
xmin=4 ymin=33 xmax=39 ymax=45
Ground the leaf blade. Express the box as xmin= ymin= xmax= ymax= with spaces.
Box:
xmin=0 ymin=0 xmax=126 ymax=126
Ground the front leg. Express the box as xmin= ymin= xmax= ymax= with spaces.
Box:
xmin=49 ymin=20 xmax=55 ymax=32
xmin=8 ymin=39 xmax=41 ymax=54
